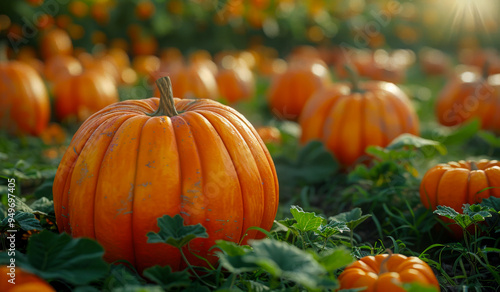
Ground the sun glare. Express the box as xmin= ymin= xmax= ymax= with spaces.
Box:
xmin=446 ymin=0 xmax=498 ymax=36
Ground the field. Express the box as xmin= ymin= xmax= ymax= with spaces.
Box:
xmin=1 ymin=1 xmax=500 ymax=291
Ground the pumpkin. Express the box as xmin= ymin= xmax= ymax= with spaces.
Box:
xmin=420 ymin=160 xmax=500 ymax=237
xmin=54 ymin=70 xmax=119 ymax=122
xmin=0 ymin=56 xmax=50 ymax=136
xmin=43 ymin=55 xmax=83 ymax=83
xmin=418 ymin=47 xmax=451 ymax=76
xmin=53 ymin=77 xmax=279 ymax=273
xmin=39 ymin=28 xmax=73 ymax=60
xmin=256 ymin=126 xmax=282 ymax=145
xmin=216 ymin=55 xmax=255 ymax=103
xmin=0 ymin=266 xmax=55 ymax=292
xmin=299 ymin=68 xmax=419 ymax=166
xmin=436 ymin=66 xmax=500 ymax=130
xmin=338 ymin=252 xmax=440 ymax=291
xmin=268 ymin=57 xmax=330 ymax=120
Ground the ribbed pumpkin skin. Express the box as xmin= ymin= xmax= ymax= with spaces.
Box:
xmin=53 ymin=97 xmax=279 ymax=273
xmin=436 ymin=70 xmax=500 ymax=129
xmin=0 ymin=61 xmax=50 ymax=136
xmin=0 ymin=266 xmax=55 ymax=292
xmin=54 ymin=71 xmax=119 ymax=121
xmin=268 ymin=59 xmax=330 ymax=120
xmin=299 ymin=81 xmax=419 ymax=166
xmin=338 ymin=254 xmax=440 ymax=291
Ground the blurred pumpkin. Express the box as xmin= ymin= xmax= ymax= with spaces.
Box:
xmin=216 ymin=55 xmax=255 ymax=103
xmin=0 ymin=55 xmax=50 ymax=136
xmin=53 ymin=77 xmax=279 ymax=273
xmin=44 ymin=54 xmax=83 ymax=83
xmin=420 ymin=160 xmax=500 ymax=238
xmin=39 ymin=28 xmax=73 ymax=60
xmin=40 ymin=122 xmax=67 ymax=145
xmin=419 ymin=47 xmax=452 ymax=76
xmin=132 ymin=55 xmax=160 ymax=77
xmin=436 ymin=66 xmax=500 ymax=130
xmin=0 ymin=266 xmax=55 ymax=292
xmin=338 ymin=252 xmax=440 ymax=291
xmin=268 ymin=57 xmax=330 ymax=120
xmin=54 ymin=70 xmax=119 ymax=122
xmin=256 ymin=126 xmax=282 ymax=145
xmin=299 ymin=68 xmax=419 ymax=166
xmin=135 ymin=0 xmax=156 ymax=20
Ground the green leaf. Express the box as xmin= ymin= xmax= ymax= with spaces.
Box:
xmin=111 ymin=286 xmax=165 ymax=292
xmin=315 ymin=247 xmax=354 ymax=273
xmin=386 ymin=133 xmax=447 ymax=155
xmin=143 ymin=266 xmax=191 ymax=290
xmin=30 ymin=197 xmax=54 ymax=215
xmin=477 ymin=130 xmax=500 ymax=147
xmin=216 ymin=240 xmax=258 ymax=274
xmin=441 ymin=119 xmax=480 ymax=145
xmin=403 ymin=282 xmax=440 ymax=292
xmin=329 ymin=208 xmax=371 ymax=231
xmin=146 ymin=214 xmax=208 ymax=249
xmin=481 ymin=196 xmax=500 ymax=212
xmin=246 ymin=239 xmax=327 ymax=289
xmin=0 ymin=212 xmax=42 ymax=232
xmin=290 ymin=205 xmax=325 ymax=232
xmin=103 ymin=264 xmax=145 ymax=291
xmin=216 ymin=240 xmax=252 ymax=256
xmin=22 ymin=230 xmax=108 ymax=285
xmin=317 ymin=221 xmax=350 ymax=238
xmin=435 ymin=205 xmax=493 ymax=229
xmin=34 ymin=179 xmax=54 ymax=200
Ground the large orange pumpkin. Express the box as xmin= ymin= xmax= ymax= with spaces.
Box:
xmin=268 ymin=57 xmax=330 ymax=120
xmin=0 ymin=58 xmax=50 ymax=136
xmin=53 ymin=77 xmax=279 ymax=273
xmin=54 ymin=70 xmax=119 ymax=122
xmin=338 ymin=252 xmax=440 ymax=291
xmin=0 ymin=266 xmax=55 ymax=292
xmin=420 ymin=160 xmax=500 ymax=237
xmin=299 ymin=74 xmax=419 ymax=166
xmin=436 ymin=66 xmax=500 ymax=131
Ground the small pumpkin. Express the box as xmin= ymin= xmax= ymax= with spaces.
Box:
xmin=53 ymin=77 xmax=279 ymax=273
xmin=0 ymin=266 xmax=55 ymax=292
xmin=0 ymin=53 xmax=50 ymax=136
xmin=299 ymin=67 xmax=419 ymax=166
xmin=39 ymin=28 xmax=73 ymax=60
xmin=338 ymin=252 xmax=440 ymax=291
xmin=216 ymin=55 xmax=255 ymax=103
xmin=256 ymin=126 xmax=282 ymax=145
xmin=268 ymin=57 xmax=330 ymax=120
xmin=420 ymin=160 xmax=500 ymax=237
xmin=436 ymin=65 xmax=500 ymax=130
xmin=53 ymin=70 xmax=119 ymax=122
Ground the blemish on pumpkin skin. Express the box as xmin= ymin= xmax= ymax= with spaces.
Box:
xmin=145 ymin=161 xmax=155 ymax=168
xmin=180 ymin=211 xmax=190 ymax=216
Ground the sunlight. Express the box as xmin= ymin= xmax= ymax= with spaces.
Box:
xmin=447 ymin=0 xmax=497 ymax=35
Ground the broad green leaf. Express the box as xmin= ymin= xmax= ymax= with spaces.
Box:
xmin=245 ymin=239 xmax=326 ymax=289
xmin=270 ymin=220 xmax=289 ymax=233
xmin=23 ymin=230 xmax=108 ymax=285
xmin=146 ymin=214 xmax=208 ymax=249
xmin=143 ymin=266 xmax=191 ymax=290
xmin=386 ymin=134 xmax=447 ymax=155
xmin=481 ymin=197 xmax=500 ymax=212
xmin=441 ymin=119 xmax=480 ymax=145
xmin=290 ymin=205 xmax=325 ymax=232
xmin=216 ymin=241 xmax=258 ymax=274
xmin=315 ymin=247 xmax=354 ymax=272
xmin=103 ymin=265 xmax=145 ymax=290
xmin=30 ymin=197 xmax=54 ymax=214
xmin=435 ymin=205 xmax=493 ymax=229
xmin=434 ymin=206 xmax=459 ymax=219
xmin=403 ymin=282 xmax=440 ymax=292
xmin=0 ymin=212 xmax=42 ymax=232
xmin=477 ymin=130 xmax=500 ymax=147
xmin=329 ymin=208 xmax=371 ymax=231
xmin=317 ymin=221 xmax=350 ymax=238
xmin=215 ymin=240 xmax=252 ymax=256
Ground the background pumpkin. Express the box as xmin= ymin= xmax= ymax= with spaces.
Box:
xmin=216 ymin=55 xmax=255 ymax=103
xmin=338 ymin=252 xmax=440 ymax=291
xmin=419 ymin=160 xmax=500 ymax=237
xmin=54 ymin=69 xmax=119 ymax=122
xmin=299 ymin=72 xmax=419 ymax=166
xmin=53 ymin=77 xmax=279 ymax=273
xmin=0 ymin=57 xmax=50 ymax=136
xmin=39 ymin=28 xmax=73 ymax=60
xmin=268 ymin=57 xmax=330 ymax=120
xmin=0 ymin=266 xmax=55 ymax=292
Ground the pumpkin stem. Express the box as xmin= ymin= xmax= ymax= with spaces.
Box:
xmin=149 ymin=76 xmax=178 ymax=117
xmin=379 ymin=249 xmax=393 ymax=275
xmin=344 ymin=64 xmax=365 ymax=93
xmin=470 ymin=161 xmax=479 ymax=171
xmin=482 ymin=61 xmax=490 ymax=80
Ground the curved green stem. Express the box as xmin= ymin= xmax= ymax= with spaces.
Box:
xmin=179 ymin=248 xmax=216 ymax=288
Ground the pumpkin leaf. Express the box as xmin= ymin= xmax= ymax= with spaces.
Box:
xmin=30 ymin=197 xmax=54 ymax=215
xmin=317 ymin=221 xmax=350 ymax=238
xmin=21 ymin=230 xmax=108 ymax=285
xmin=386 ymin=134 xmax=447 ymax=156
xmin=439 ymin=119 xmax=480 ymax=146
xmin=103 ymin=264 xmax=145 ymax=290
xmin=478 ymin=130 xmax=500 ymax=147
xmin=143 ymin=266 xmax=191 ymax=290
xmin=146 ymin=214 xmax=208 ymax=249
xmin=216 ymin=240 xmax=258 ymax=274
xmin=111 ymin=286 xmax=165 ymax=292
xmin=314 ymin=247 xmax=354 ymax=273
xmin=435 ymin=205 xmax=493 ymax=229
xmin=403 ymin=282 xmax=440 ymax=292
xmin=0 ymin=211 xmax=42 ymax=232
xmin=290 ymin=205 xmax=325 ymax=232
xmin=329 ymin=208 xmax=371 ymax=232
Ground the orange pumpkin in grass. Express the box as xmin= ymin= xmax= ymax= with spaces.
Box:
xmin=338 ymin=252 xmax=440 ymax=291
xmin=0 ymin=266 xmax=55 ymax=292
xmin=0 ymin=56 xmax=50 ymax=136
xmin=436 ymin=66 xmax=500 ymax=131
xmin=268 ymin=58 xmax=330 ymax=120
xmin=54 ymin=70 xmax=119 ymax=122
xmin=420 ymin=160 xmax=500 ymax=238
xmin=39 ymin=28 xmax=73 ymax=60
xmin=53 ymin=77 xmax=279 ymax=273
xmin=44 ymin=55 xmax=83 ymax=83
xmin=216 ymin=55 xmax=255 ymax=103
xmin=299 ymin=68 xmax=419 ymax=166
